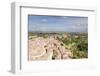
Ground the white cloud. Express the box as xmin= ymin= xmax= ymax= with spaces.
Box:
xmin=41 ymin=19 xmax=47 ymax=22
xmin=62 ymin=16 xmax=68 ymax=19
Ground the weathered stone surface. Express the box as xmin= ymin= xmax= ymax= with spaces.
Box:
xmin=29 ymin=37 xmax=73 ymax=61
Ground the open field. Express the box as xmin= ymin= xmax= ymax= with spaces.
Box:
xmin=28 ymin=32 xmax=88 ymax=61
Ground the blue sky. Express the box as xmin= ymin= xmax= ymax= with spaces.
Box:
xmin=28 ymin=15 xmax=88 ymax=33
